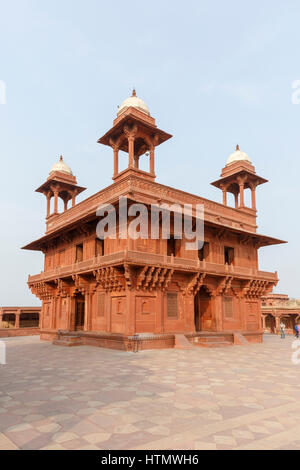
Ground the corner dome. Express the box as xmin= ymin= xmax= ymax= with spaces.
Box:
xmin=49 ymin=156 xmax=73 ymax=176
xmin=226 ymin=145 xmax=251 ymax=166
xmin=117 ymin=89 xmax=150 ymax=116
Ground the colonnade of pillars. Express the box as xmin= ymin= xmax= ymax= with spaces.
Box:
xmin=112 ymin=136 xmax=155 ymax=178
xmin=0 ymin=311 xmax=40 ymax=328
xmin=262 ymin=314 xmax=299 ymax=333
xmin=45 ymin=187 xmax=78 ymax=218
xmin=221 ymin=180 xmax=257 ymax=210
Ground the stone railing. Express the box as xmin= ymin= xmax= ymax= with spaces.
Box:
xmin=45 ymin=176 xmax=257 ymax=235
xmin=28 ymin=250 xmax=277 ymax=284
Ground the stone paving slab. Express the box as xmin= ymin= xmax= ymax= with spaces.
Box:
xmin=0 ymin=433 xmax=19 ymax=450
xmin=0 ymin=334 xmax=300 ymax=450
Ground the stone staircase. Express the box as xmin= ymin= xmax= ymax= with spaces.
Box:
xmin=53 ymin=333 xmax=83 ymax=347
xmin=189 ymin=333 xmax=234 ymax=348
xmin=174 ymin=334 xmax=194 ymax=350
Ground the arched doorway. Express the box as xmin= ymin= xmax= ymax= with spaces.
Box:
xmin=74 ymin=294 xmax=85 ymax=331
xmin=265 ymin=314 xmax=276 ymax=333
xmin=194 ymin=286 xmax=212 ymax=331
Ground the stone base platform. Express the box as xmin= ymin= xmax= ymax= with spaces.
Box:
xmin=186 ymin=330 xmax=262 ymax=348
xmin=0 ymin=327 xmax=40 ymax=338
xmin=40 ymin=329 xmax=263 ymax=351
xmin=43 ymin=330 xmax=176 ymax=351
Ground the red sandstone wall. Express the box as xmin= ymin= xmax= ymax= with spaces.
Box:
xmin=0 ymin=328 xmax=40 ymax=338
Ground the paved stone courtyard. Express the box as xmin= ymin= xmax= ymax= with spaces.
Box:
xmin=1 ymin=334 xmax=300 ymax=450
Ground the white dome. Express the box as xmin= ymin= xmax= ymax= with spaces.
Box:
xmin=117 ymin=90 xmax=150 ymax=116
xmin=49 ymin=156 xmax=73 ymax=176
xmin=226 ymin=145 xmax=251 ymax=166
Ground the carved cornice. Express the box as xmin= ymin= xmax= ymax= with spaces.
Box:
xmin=241 ymin=279 xmax=274 ymax=298
xmin=93 ymin=267 xmax=125 ymax=293
xmin=29 ymin=281 xmax=55 ymax=300
xmin=136 ymin=266 xmax=174 ymax=292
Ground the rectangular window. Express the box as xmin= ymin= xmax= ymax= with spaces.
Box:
xmin=167 ymin=292 xmax=178 ymax=319
xmin=75 ymin=243 xmax=83 ymax=263
xmin=198 ymin=242 xmax=209 ymax=261
xmin=224 ymin=246 xmax=234 ymax=265
xmin=224 ymin=296 xmax=234 ymax=319
xmin=95 ymin=238 xmax=104 ymax=257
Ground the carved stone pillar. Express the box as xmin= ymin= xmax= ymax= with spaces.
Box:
xmin=71 ymin=189 xmax=78 ymax=208
xmin=239 ymin=183 xmax=244 ymax=207
xmin=128 ymin=136 xmax=135 ymax=167
xmin=53 ymin=189 xmax=59 ymax=214
xmin=69 ymin=297 xmax=76 ymax=331
xmin=251 ymin=183 xmax=257 ymax=210
xmin=222 ymin=189 xmax=227 ymax=205
xmin=234 ymin=193 xmax=239 ymax=208
xmin=15 ymin=310 xmax=21 ymax=329
xmin=113 ymin=147 xmax=119 ymax=176
xmin=84 ymin=293 xmax=90 ymax=332
xmin=46 ymin=192 xmax=51 ymax=217
xmin=220 ymin=184 xmax=228 ymax=206
xmin=275 ymin=316 xmax=280 ymax=334
xmin=150 ymin=146 xmax=155 ymax=175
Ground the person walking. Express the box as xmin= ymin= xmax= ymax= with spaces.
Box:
xmin=295 ymin=324 xmax=299 ymax=339
xmin=280 ymin=322 xmax=286 ymax=339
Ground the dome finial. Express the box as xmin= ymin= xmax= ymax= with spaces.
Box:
xmin=117 ymin=90 xmax=150 ymax=117
xmin=49 ymin=155 xmax=73 ymax=176
xmin=226 ymin=145 xmax=251 ymax=166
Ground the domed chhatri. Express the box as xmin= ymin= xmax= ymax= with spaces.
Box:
xmin=117 ymin=89 xmax=150 ymax=117
xmin=226 ymin=145 xmax=251 ymax=166
xmin=49 ymin=155 xmax=73 ymax=176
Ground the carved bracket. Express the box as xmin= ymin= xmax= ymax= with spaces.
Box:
xmin=185 ymin=272 xmax=206 ymax=296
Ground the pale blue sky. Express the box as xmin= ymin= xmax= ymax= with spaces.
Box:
xmin=0 ymin=0 xmax=299 ymax=305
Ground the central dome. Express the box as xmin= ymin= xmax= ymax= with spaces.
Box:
xmin=117 ymin=89 xmax=150 ymax=116
xmin=49 ymin=156 xmax=73 ymax=176
xmin=226 ymin=145 xmax=251 ymax=166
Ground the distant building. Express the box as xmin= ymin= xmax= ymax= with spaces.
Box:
xmin=0 ymin=307 xmax=41 ymax=337
xmin=23 ymin=91 xmax=285 ymax=350
xmin=262 ymin=294 xmax=300 ymax=334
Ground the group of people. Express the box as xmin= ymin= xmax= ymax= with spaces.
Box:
xmin=280 ymin=322 xmax=299 ymax=339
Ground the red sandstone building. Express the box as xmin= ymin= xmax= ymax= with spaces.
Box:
xmin=23 ymin=91 xmax=285 ymax=350
xmin=262 ymin=294 xmax=300 ymax=335
xmin=0 ymin=307 xmax=41 ymax=338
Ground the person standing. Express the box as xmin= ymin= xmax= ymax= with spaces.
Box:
xmin=295 ymin=324 xmax=299 ymax=339
xmin=280 ymin=322 xmax=286 ymax=339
